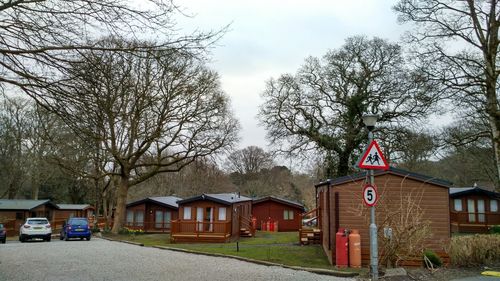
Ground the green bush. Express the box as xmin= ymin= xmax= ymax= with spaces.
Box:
xmin=424 ymin=249 xmax=442 ymax=267
xmin=489 ymin=225 xmax=500 ymax=234
xmin=449 ymin=234 xmax=500 ymax=266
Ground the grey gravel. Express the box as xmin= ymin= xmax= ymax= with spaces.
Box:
xmin=0 ymin=238 xmax=354 ymax=281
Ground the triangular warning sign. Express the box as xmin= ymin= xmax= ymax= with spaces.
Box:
xmin=357 ymin=140 xmax=389 ymax=170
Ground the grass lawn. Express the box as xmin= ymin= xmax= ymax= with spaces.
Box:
xmin=102 ymin=231 xmax=358 ymax=272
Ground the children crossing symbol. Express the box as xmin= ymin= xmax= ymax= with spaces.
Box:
xmin=357 ymin=140 xmax=389 ymax=170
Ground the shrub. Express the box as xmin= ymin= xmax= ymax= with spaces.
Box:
xmin=424 ymin=249 xmax=442 ymax=267
xmin=118 ymin=227 xmax=144 ymax=235
xmin=449 ymin=234 xmax=500 ymax=266
xmin=489 ymin=225 xmax=500 ymax=234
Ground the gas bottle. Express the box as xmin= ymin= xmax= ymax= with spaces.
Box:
xmin=335 ymin=228 xmax=349 ymax=268
xmin=349 ymin=229 xmax=361 ymax=268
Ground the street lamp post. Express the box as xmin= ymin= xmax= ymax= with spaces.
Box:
xmin=362 ymin=114 xmax=379 ymax=281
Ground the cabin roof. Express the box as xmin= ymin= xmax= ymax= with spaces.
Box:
xmin=252 ymin=196 xmax=305 ymax=211
xmin=0 ymin=199 xmax=58 ymax=210
xmin=314 ymin=166 xmax=453 ymax=188
xmin=126 ymin=196 xmax=183 ymax=209
xmin=449 ymin=187 xmax=500 ymax=199
xmin=177 ymin=193 xmax=252 ymax=206
xmin=56 ymin=204 xmax=94 ymax=210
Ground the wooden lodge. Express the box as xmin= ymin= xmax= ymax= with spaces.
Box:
xmin=449 ymin=186 xmax=500 ymax=233
xmin=252 ymin=196 xmax=305 ymax=231
xmin=171 ymin=193 xmax=253 ymax=243
xmin=0 ymin=199 xmax=59 ymax=235
xmin=125 ymin=196 xmax=181 ymax=233
xmin=315 ymin=167 xmax=451 ymax=266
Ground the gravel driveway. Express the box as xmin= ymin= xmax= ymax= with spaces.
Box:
xmin=0 ymin=238 xmax=354 ymax=281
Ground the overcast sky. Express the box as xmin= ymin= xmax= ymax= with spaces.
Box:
xmin=175 ymin=0 xmax=407 ymax=150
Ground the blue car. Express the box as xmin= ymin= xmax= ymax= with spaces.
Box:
xmin=0 ymin=223 xmax=6 ymax=244
xmin=60 ymin=218 xmax=91 ymax=241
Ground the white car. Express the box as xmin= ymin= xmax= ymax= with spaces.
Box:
xmin=19 ymin=217 xmax=52 ymax=242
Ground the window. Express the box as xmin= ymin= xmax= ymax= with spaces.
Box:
xmin=218 ymin=207 xmax=226 ymax=221
xmin=183 ymin=207 xmax=192 ymax=220
xmin=155 ymin=211 xmax=163 ymax=228
xmin=283 ymin=210 xmax=294 ymax=220
xmin=454 ymin=199 xmax=462 ymax=211
xmin=135 ymin=211 xmax=144 ymax=226
xmin=491 ymin=200 xmax=498 ymax=212
xmin=468 ymin=199 xmax=476 ymax=223
xmin=477 ymin=199 xmax=485 ymax=223
xmin=126 ymin=210 xmax=134 ymax=224
xmin=16 ymin=212 xmax=23 ymax=220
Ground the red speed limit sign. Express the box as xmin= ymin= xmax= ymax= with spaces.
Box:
xmin=363 ymin=184 xmax=378 ymax=206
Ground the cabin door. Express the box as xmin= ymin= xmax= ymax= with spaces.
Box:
xmin=205 ymin=207 xmax=213 ymax=232
xmin=196 ymin=207 xmax=204 ymax=231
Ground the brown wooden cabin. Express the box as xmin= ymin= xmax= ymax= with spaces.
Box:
xmin=171 ymin=193 xmax=253 ymax=243
xmin=0 ymin=199 xmax=58 ymax=236
xmin=252 ymin=196 xmax=305 ymax=231
xmin=315 ymin=167 xmax=451 ymax=267
xmin=125 ymin=196 xmax=181 ymax=233
xmin=449 ymin=186 xmax=500 ymax=233
xmin=54 ymin=204 xmax=95 ymax=230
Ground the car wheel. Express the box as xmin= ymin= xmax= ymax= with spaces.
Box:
xmin=19 ymin=235 xmax=24 ymax=243
xmin=86 ymin=236 xmax=91 ymax=241
xmin=1 ymin=238 xmax=5 ymax=244
xmin=64 ymin=235 xmax=69 ymax=241
xmin=46 ymin=236 xmax=51 ymax=242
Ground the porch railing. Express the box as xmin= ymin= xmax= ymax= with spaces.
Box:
xmin=170 ymin=220 xmax=231 ymax=236
xmin=450 ymin=211 xmax=500 ymax=232
xmin=124 ymin=221 xmax=172 ymax=232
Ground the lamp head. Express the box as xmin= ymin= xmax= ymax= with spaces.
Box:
xmin=362 ymin=114 xmax=378 ymax=131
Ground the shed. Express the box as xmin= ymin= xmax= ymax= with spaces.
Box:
xmin=252 ymin=196 xmax=305 ymax=231
xmin=125 ymin=196 xmax=181 ymax=232
xmin=0 ymin=199 xmax=59 ymax=235
xmin=172 ymin=193 xmax=253 ymax=242
xmin=315 ymin=167 xmax=451 ymax=266
xmin=449 ymin=186 xmax=500 ymax=233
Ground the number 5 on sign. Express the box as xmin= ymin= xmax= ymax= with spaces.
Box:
xmin=363 ymin=184 xmax=378 ymax=207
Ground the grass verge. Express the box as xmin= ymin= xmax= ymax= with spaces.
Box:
xmin=102 ymin=231 xmax=361 ymax=273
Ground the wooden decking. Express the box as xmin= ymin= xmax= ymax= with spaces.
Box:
xmin=450 ymin=211 xmax=500 ymax=233
xmin=170 ymin=221 xmax=232 ymax=243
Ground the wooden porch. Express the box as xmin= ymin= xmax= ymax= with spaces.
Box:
xmin=450 ymin=211 xmax=500 ymax=233
xmin=299 ymin=207 xmax=322 ymax=245
xmin=124 ymin=221 xmax=172 ymax=233
xmin=170 ymin=221 xmax=232 ymax=243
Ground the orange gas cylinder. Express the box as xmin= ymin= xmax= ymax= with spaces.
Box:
xmin=349 ymin=229 xmax=361 ymax=268
xmin=335 ymin=228 xmax=349 ymax=268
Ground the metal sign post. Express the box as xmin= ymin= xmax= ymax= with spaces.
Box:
xmin=368 ymin=150 xmax=378 ymax=280
xmin=358 ymin=113 xmax=383 ymax=281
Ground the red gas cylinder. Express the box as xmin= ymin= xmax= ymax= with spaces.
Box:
xmin=269 ymin=220 xmax=275 ymax=231
xmin=335 ymin=228 xmax=349 ymax=268
xmin=349 ymin=229 xmax=361 ymax=268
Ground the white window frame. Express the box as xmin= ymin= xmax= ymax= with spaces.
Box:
xmin=183 ymin=207 xmax=192 ymax=220
xmin=454 ymin=199 xmax=463 ymax=212
xmin=491 ymin=200 xmax=498 ymax=212
xmin=218 ymin=207 xmax=227 ymax=221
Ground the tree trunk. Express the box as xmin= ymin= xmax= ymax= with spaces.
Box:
xmin=336 ymin=151 xmax=351 ymax=178
xmin=485 ymin=72 xmax=500 ymax=190
xmin=111 ymin=175 xmax=129 ymax=233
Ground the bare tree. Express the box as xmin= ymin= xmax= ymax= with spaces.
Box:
xmin=0 ymin=95 xmax=30 ymax=198
xmin=259 ymin=36 xmax=438 ymax=178
xmin=394 ymin=0 xmax=500 ymax=189
xmin=0 ymin=0 xmax=221 ymax=92
xmin=39 ymin=38 xmax=238 ymax=233
xmin=225 ymin=146 xmax=274 ymax=175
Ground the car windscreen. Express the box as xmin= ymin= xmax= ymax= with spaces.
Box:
xmin=69 ymin=219 xmax=88 ymax=225
xmin=0 ymin=223 xmax=3 ymax=228
xmin=27 ymin=219 xmax=48 ymax=225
